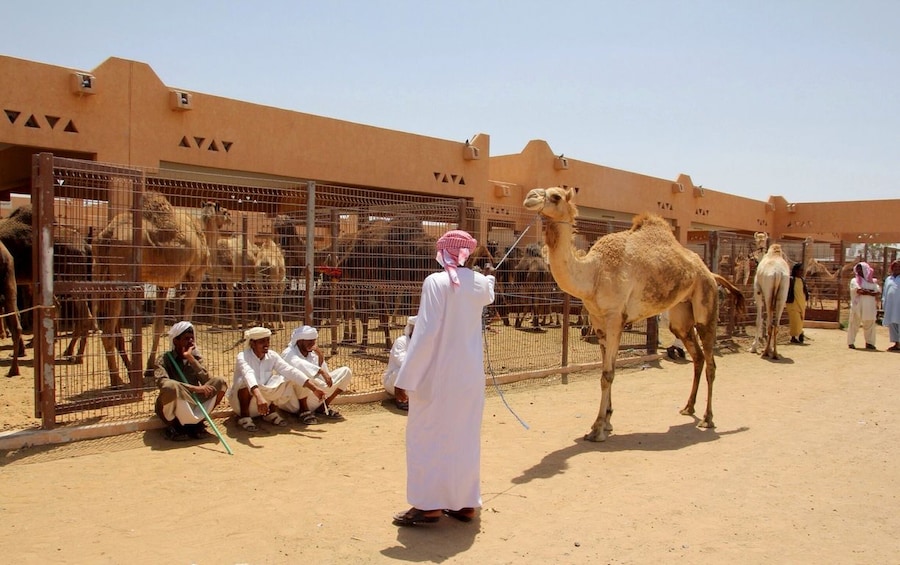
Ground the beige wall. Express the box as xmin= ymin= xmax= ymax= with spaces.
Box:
xmin=2 ymin=54 xmax=899 ymax=244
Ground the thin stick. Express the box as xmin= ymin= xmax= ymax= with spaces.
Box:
xmin=166 ymin=352 xmax=234 ymax=455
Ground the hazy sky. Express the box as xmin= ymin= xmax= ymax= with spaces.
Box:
xmin=4 ymin=1 xmax=898 ymax=203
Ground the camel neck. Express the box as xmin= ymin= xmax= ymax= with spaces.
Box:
xmin=543 ymin=221 xmax=593 ymax=299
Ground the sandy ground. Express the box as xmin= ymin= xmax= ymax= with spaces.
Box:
xmin=1 ymin=325 xmax=899 ymax=564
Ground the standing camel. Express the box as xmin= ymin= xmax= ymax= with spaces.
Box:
xmin=93 ymin=192 xmax=220 ymax=386
xmin=523 ymin=187 xmax=745 ymax=441
xmin=749 ymin=244 xmax=790 ymax=360
xmin=253 ymin=238 xmax=287 ymax=330
xmin=512 ymin=243 xmax=554 ymax=330
xmin=0 ymin=240 xmax=24 ymax=377
xmin=208 ymin=235 xmax=257 ymax=329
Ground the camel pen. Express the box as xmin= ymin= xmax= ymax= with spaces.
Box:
xmin=165 ymin=352 xmax=234 ymax=455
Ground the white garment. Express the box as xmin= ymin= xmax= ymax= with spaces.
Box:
xmin=848 ymin=277 xmax=880 ymax=346
xmin=227 ymin=349 xmax=312 ymax=416
xmin=396 ymin=268 xmax=495 ymax=511
xmin=281 ymin=344 xmax=353 ymax=412
xmin=382 ymin=334 xmax=410 ymax=396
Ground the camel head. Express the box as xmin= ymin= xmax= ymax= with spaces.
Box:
xmin=523 ymin=187 xmax=578 ymax=223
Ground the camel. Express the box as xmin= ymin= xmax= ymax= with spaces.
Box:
xmin=93 ymin=192 xmax=221 ymax=386
xmin=0 ymin=240 xmax=24 ymax=377
xmin=749 ymin=244 xmax=791 ymax=359
xmin=804 ymin=259 xmax=840 ymax=309
xmin=523 ymin=186 xmax=746 ymax=441
xmin=253 ymin=237 xmax=287 ymax=330
xmin=208 ymin=235 xmax=257 ymax=329
xmin=0 ymin=205 xmax=95 ymax=363
xmin=511 ymin=243 xmax=555 ymax=330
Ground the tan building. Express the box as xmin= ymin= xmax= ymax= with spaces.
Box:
xmin=2 ymin=54 xmax=899 ymax=245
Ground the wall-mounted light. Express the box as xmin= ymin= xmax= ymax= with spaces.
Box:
xmin=767 ymin=202 xmax=776 ymax=211
xmin=493 ymin=184 xmax=511 ymax=198
xmin=554 ymin=154 xmax=569 ymax=170
xmin=786 ymin=203 xmax=797 ymax=213
xmin=693 ymin=184 xmax=704 ymax=197
xmin=169 ymin=90 xmax=193 ymax=110
xmin=672 ymin=182 xmax=685 ymax=194
xmin=71 ymin=72 xmax=96 ymax=95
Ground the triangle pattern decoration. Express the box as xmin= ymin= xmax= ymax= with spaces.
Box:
xmin=25 ymin=115 xmax=40 ymax=128
xmin=46 ymin=115 xmax=61 ymax=129
xmin=4 ymin=110 xmax=20 ymax=124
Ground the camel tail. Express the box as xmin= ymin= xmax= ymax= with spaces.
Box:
xmin=713 ymin=273 xmax=746 ymax=318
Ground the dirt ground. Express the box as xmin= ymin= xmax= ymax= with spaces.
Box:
xmin=1 ymin=325 xmax=898 ymax=564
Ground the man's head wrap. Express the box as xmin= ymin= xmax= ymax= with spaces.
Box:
xmin=245 ymin=326 xmax=272 ymax=341
xmin=168 ymin=321 xmax=193 ymax=341
xmin=855 ymin=262 xmax=875 ymax=287
xmin=404 ymin=315 xmax=417 ymax=338
xmin=291 ymin=325 xmax=318 ymax=344
xmin=435 ymin=230 xmax=477 ymax=287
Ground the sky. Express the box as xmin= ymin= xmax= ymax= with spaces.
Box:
xmin=4 ymin=1 xmax=898 ymax=203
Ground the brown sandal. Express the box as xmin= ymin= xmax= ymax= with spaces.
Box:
xmin=443 ymin=508 xmax=476 ymax=523
xmin=392 ymin=507 xmax=441 ymax=527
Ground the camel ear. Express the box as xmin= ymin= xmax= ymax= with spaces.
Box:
xmin=565 ymin=187 xmax=575 ymax=201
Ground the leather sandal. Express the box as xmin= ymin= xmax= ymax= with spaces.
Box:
xmin=238 ymin=416 xmax=259 ymax=432
xmin=443 ymin=508 xmax=476 ymax=523
xmin=263 ymin=412 xmax=288 ymax=427
xmin=392 ymin=508 xmax=441 ymax=527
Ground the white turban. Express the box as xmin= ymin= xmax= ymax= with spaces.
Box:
xmin=168 ymin=321 xmax=193 ymax=341
xmin=291 ymin=325 xmax=318 ymax=343
xmin=403 ymin=316 xmax=417 ymax=338
xmin=407 ymin=316 xmax=417 ymax=325
xmin=245 ymin=326 xmax=272 ymax=341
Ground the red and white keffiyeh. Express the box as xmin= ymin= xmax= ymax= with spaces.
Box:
xmin=435 ymin=230 xmax=477 ymax=287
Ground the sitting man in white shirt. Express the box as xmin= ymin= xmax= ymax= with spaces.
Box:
xmin=282 ymin=325 xmax=353 ymax=422
xmin=228 ymin=326 xmax=326 ymax=432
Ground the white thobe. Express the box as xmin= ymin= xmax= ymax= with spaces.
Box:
xmin=281 ymin=345 xmax=353 ymax=412
xmin=228 ymin=349 xmax=311 ymax=415
xmin=882 ymin=275 xmax=900 ymax=341
xmin=848 ymin=277 xmax=881 ymax=346
xmin=382 ymin=334 xmax=410 ymax=396
xmin=396 ymin=268 xmax=495 ymax=512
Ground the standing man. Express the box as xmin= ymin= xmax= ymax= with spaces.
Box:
xmin=786 ymin=263 xmax=810 ymax=344
xmin=282 ymin=325 xmax=353 ymax=422
xmin=229 ymin=326 xmax=326 ymax=431
xmin=882 ymin=260 xmax=900 ymax=351
xmin=847 ymin=262 xmax=881 ymax=350
xmin=154 ymin=321 xmax=227 ymax=441
xmin=392 ymin=229 xmax=495 ymax=527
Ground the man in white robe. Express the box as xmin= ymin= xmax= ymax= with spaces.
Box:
xmin=282 ymin=325 xmax=353 ymax=421
xmin=228 ymin=326 xmax=326 ymax=431
xmin=881 ymin=260 xmax=900 ymax=351
xmin=382 ymin=316 xmax=416 ymax=410
xmin=847 ymin=262 xmax=881 ymax=350
xmin=392 ymin=230 xmax=495 ymax=527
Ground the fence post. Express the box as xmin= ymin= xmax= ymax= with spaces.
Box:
xmin=34 ymin=153 xmax=56 ymax=428
xmin=561 ymin=293 xmax=570 ymax=384
xmin=305 ymin=181 xmax=316 ymax=324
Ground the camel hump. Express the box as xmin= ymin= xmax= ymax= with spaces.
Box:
xmin=630 ymin=213 xmax=671 ymax=232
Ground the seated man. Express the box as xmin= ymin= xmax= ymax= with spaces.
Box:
xmin=382 ymin=316 xmax=415 ymax=410
xmin=154 ymin=321 xmax=228 ymax=441
xmin=228 ymin=326 xmax=326 ymax=431
xmin=282 ymin=325 xmax=353 ymax=422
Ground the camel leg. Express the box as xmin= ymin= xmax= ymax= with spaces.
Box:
xmin=586 ymin=321 xmax=619 ymax=442
xmin=99 ymin=300 xmax=125 ymax=388
xmin=144 ymin=293 xmax=168 ymax=377
xmin=686 ymin=320 xmax=716 ymax=428
xmin=3 ymin=309 xmax=23 ymax=378
xmin=225 ymin=283 xmax=238 ymax=329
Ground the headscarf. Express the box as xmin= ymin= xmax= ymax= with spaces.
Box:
xmin=168 ymin=321 xmax=193 ymax=341
xmin=290 ymin=325 xmax=318 ymax=343
xmin=404 ymin=316 xmax=417 ymax=338
xmin=855 ymin=262 xmax=875 ymax=287
xmin=435 ymin=229 xmax=477 ymax=287
xmin=245 ymin=326 xmax=272 ymax=341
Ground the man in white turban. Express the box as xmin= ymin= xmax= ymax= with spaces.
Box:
xmin=382 ymin=316 xmax=416 ymax=411
xmin=282 ymin=325 xmax=353 ymax=423
xmin=154 ymin=321 xmax=228 ymax=441
xmin=392 ymin=229 xmax=495 ymax=527
xmin=228 ymin=326 xmax=326 ymax=431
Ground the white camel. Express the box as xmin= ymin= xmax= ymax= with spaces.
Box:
xmin=750 ymin=244 xmax=791 ymax=359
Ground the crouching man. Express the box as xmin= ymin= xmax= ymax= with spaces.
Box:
xmin=282 ymin=325 xmax=353 ymax=422
xmin=228 ymin=326 xmax=326 ymax=431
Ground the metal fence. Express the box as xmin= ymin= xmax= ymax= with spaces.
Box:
xmin=22 ymin=155 xmax=673 ymax=430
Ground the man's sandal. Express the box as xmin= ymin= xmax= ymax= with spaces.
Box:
xmin=298 ymin=410 xmax=318 ymax=425
xmin=443 ymin=508 xmax=476 ymax=523
xmin=392 ymin=508 xmax=441 ymax=527
xmin=238 ymin=416 xmax=259 ymax=432
xmin=263 ymin=412 xmax=288 ymax=427
xmin=316 ymin=407 xmax=344 ymax=420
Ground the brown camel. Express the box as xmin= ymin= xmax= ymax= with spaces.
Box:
xmin=804 ymin=259 xmax=839 ymax=309
xmin=511 ymin=243 xmax=555 ymax=330
xmin=749 ymin=244 xmax=790 ymax=359
xmin=253 ymin=237 xmax=287 ymax=330
xmin=0 ymin=240 xmax=24 ymax=377
xmin=93 ymin=192 xmax=220 ymax=386
xmin=0 ymin=205 xmax=95 ymax=363
xmin=209 ymin=235 xmax=256 ymax=329
xmin=523 ymin=187 xmax=746 ymax=441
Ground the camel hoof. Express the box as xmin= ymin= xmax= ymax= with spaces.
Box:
xmin=698 ymin=420 xmax=714 ymax=429
xmin=583 ymin=430 xmax=609 ymax=442
xmin=680 ymin=407 xmax=695 ymax=416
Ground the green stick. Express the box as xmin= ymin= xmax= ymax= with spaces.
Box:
xmin=165 ymin=351 xmax=234 ymax=455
